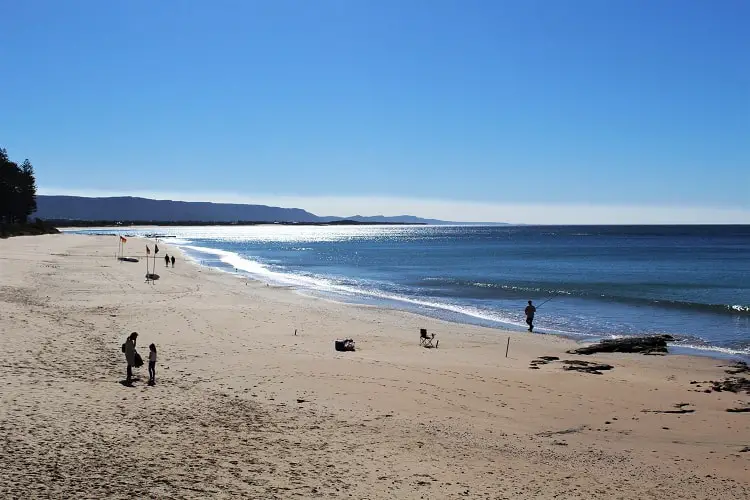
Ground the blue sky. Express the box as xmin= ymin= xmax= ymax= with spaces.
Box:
xmin=1 ymin=0 xmax=748 ymax=223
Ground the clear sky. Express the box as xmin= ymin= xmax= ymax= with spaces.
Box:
xmin=1 ymin=0 xmax=748 ymax=223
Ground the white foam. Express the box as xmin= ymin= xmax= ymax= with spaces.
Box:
xmin=168 ymin=238 xmax=193 ymax=245
xmin=175 ymin=242 xmax=750 ymax=360
xmin=669 ymin=343 xmax=750 ymax=358
xmin=178 ymin=244 xmax=536 ymax=329
xmin=181 ymin=245 xmax=281 ymax=279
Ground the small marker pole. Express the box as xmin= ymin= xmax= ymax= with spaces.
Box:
xmin=294 ymin=329 xmax=297 ymax=336
xmin=505 ymin=337 xmax=510 ymax=358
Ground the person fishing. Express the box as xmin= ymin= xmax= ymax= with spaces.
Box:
xmin=524 ymin=300 xmax=537 ymax=332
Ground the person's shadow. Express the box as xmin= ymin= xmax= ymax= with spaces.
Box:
xmin=119 ymin=376 xmax=142 ymax=387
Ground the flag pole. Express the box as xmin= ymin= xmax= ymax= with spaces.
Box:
xmin=145 ymin=245 xmax=150 ymax=283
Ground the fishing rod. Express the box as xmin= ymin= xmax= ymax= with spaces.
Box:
xmin=535 ymin=296 xmax=556 ymax=308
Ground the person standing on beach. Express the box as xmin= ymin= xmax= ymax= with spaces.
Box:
xmin=123 ymin=332 xmax=138 ymax=384
xmin=171 ymin=255 xmax=175 ymax=268
xmin=165 ymin=254 xmax=170 ymax=267
xmin=148 ymin=343 xmax=157 ymax=386
xmin=524 ymin=301 xmax=536 ymax=332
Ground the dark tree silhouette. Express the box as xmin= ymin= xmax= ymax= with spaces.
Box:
xmin=20 ymin=159 xmax=38 ymax=221
xmin=0 ymin=147 xmax=38 ymax=224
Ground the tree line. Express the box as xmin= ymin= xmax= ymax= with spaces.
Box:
xmin=0 ymin=147 xmax=37 ymax=224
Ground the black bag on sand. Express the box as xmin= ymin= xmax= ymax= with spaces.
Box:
xmin=334 ymin=339 xmax=355 ymax=352
xmin=133 ymin=351 xmax=144 ymax=368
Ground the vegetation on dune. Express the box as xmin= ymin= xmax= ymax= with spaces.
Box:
xmin=0 ymin=147 xmax=58 ymax=238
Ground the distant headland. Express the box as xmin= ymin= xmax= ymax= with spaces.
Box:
xmin=34 ymin=195 xmax=509 ymax=226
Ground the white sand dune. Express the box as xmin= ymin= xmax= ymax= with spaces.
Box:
xmin=0 ymin=234 xmax=748 ymax=499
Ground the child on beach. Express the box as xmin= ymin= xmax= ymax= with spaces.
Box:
xmin=148 ymin=343 xmax=157 ymax=385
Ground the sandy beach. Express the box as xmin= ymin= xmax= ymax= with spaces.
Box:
xmin=0 ymin=234 xmax=748 ymax=499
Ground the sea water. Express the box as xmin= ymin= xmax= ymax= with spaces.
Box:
xmin=71 ymin=225 xmax=750 ymax=359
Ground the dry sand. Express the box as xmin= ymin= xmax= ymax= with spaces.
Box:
xmin=0 ymin=234 xmax=748 ymax=499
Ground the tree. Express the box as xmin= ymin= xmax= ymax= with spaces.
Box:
xmin=0 ymin=147 xmax=38 ymax=224
xmin=20 ymin=159 xmax=37 ymax=222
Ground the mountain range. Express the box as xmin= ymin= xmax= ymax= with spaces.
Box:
xmin=34 ymin=195 xmax=503 ymax=225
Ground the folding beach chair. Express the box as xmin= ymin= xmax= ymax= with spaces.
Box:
xmin=419 ymin=328 xmax=438 ymax=348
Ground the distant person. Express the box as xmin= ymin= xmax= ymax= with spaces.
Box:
xmin=165 ymin=254 xmax=170 ymax=267
xmin=123 ymin=332 xmax=138 ymax=384
xmin=171 ymin=255 xmax=175 ymax=268
xmin=148 ymin=343 xmax=157 ymax=386
xmin=525 ymin=301 xmax=536 ymax=332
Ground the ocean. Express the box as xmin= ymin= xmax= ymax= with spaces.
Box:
xmin=70 ymin=225 xmax=750 ymax=359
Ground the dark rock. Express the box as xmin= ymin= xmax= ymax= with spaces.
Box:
xmin=710 ymin=377 xmax=750 ymax=395
xmin=564 ymin=360 xmax=592 ymax=366
xmin=562 ymin=360 xmax=614 ymax=374
xmin=726 ymin=407 xmax=750 ymax=413
xmin=725 ymin=361 xmax=749 ymax=375
xmin=530 ymin=357 xmax=560 ymax=369
xmin=536 ymin=425 xmax=588 ymax=437
xmin=642 ymin=403 xmax=695 ymax=414
xmin=567 ymin=335 xmax=674 ymax=355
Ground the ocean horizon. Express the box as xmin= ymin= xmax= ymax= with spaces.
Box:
xmin=69 ymin=224 xmax=750 ymax=360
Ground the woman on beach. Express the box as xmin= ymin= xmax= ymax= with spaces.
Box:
xmin=148 ymin=343 xmax=157 ymax=386
xmin=123 ymin=332 xmax=138 ymax=384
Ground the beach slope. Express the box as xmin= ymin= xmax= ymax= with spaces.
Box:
xmin=0 ymin=235 xmax=747 ymax=499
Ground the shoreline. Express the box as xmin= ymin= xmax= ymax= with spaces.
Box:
xmin=2 ymin=233 xmax=748 ymax=498
xmin=174 ymin=238 xmax=750 ymax=363
xmin=61 ymin=226 xmax=750 ymax=362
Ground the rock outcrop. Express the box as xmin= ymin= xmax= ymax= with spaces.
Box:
xmin=567 ymin=335 xmax=674 ymax=355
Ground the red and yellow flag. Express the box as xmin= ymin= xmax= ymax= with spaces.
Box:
xmin=146 ymin=245 xmax=151 ymax=255
xmin=120 ymin=236 xmax=127 ymax=243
